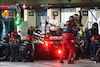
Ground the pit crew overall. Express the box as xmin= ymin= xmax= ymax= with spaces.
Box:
xmin=60 ymin=24 xmax=75 ymax=62
xmin=19 ymin=40 xmax=33 ymax=62
xmin=10 ymin=35 xmax=21 ymax=62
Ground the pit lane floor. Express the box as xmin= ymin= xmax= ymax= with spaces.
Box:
xmin=0 ymin=59 xmax=100 ymax=67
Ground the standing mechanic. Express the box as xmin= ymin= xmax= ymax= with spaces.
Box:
xmin=28 ymin=26 xmax=35 ymax=36
xmin=49 ymin=15 xmax=59 ymax=36
xmin=60 ymin=21 xmax=77 ymax=64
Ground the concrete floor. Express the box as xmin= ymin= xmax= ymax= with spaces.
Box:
xmin=0 ymin=60 xmax=100 ymax=67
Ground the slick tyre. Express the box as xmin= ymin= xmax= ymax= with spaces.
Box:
xmin=0 ymin=47 xmax=10 ymax=61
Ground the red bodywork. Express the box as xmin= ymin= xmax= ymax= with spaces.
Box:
xmin=92 ymin=35 xmax=100 ymax=41
xmin=0 ymin=6 xmax=9 ymax=10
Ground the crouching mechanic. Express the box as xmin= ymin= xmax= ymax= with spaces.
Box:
xmin=10 ymin=32 xmax=21 ymax=62
xmin=60 ymin=21 xmax=77 ymax=64
xmin=19 ymin=36 xmax=34 ymax=62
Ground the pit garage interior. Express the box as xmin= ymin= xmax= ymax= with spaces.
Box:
xmin=0 ymin=0 xmax=100 ymax=67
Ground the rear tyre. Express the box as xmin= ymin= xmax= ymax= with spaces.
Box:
xmin=0 ymin=47 xmax=10 ymax=61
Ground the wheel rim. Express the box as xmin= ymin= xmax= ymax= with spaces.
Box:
xmin=0 ymin=47 xmax=6 ymax=57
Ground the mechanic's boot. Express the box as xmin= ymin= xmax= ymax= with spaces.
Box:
xmin=22 ymin=58 xmax=27 ymax=62
xmin=59 ymin=60 xmax=64 ymax=63
xmin=10 ymin=58 xmax=14 ymax=62
xmin=91 ymin=57 xmax=96 ymax=61
xmin=68 ymin=61 xmax=75 ymax=64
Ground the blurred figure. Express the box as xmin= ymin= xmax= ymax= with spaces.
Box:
xmin=83 ymin=23 xmax=98 ymax=58
xmin=28 ymin=26 xmax=35 ymax=36
xmin=10 ymin=32 xmax=21 ymax=62
xmin=69 ymin=14 xmax=78 ymax=26
xmin=60 ymin=21 xmax=77 ymax=64
xmin=19 ymin=36 xmax=34 ymax=62
xmin=49 ymin=15 xmax=59 ymax=36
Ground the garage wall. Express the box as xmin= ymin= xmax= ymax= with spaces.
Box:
xmin=2 ymin=0 xmax=100 ymax=5
xmin=47 ymin=0 xmax=60 ymax=4
xmin=36 ymin=0 xmax=47 ymax=4
xmin=96 ymin=10 xmax=100 ymax=34
xmin=36 ymin=0 xmax=60 ymax=4
xmin=96 ymin=10 xmax=100 ymax=19
xmin=82 ymin=8 xmax=88 ymax=29
xmin=47 ymin=9 xmax=60 ymax=24
xmin=61 ymin=0 xmax=76 ymax=3
xmin=0 ymin=0 xmax=5 ymax=5
xmin=92 ymin=0 xmax=100 ymax=2
xmin=76 ymin=0 xmax=91 ymax=3
xmin=24 ymin=9 xmax=36 ymax=28
xmin=16 ymin=0 xmax=35 ymax=4
xmin=76 ymin=8 xmax=88 ymax=29
xmin=36 ymin=0 xmax=91 ymax=4
xmin=36 ymin=0 xmax=92 ymax=4
xmin=6 ymin=0 xmax=15 ymax=5
xmin=16 ymin=0 xmax=25 ymax=4
xmin=24 ymin=0 xmax=35 ymax=4
xmin=61 ymin=8 xmax=76 ymax=24
xmin=14 ymin=0 xmax=35 ymax=4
